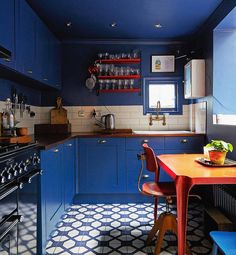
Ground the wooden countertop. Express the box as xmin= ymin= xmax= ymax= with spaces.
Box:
xmin=35 ymin=131 xmax=205 ymax=150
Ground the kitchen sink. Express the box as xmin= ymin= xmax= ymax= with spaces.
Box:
xmin=133 ymin=130 xmax=194 ymax=135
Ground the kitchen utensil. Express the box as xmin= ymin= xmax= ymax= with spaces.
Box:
xmin=50 ymin=97 xmax=68 ymax=124
xmin=101 ymin=114 xmax=115 ymax=130
xmin=86 ymin=74 xmax=96 ymax=91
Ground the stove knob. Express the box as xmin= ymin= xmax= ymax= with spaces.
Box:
xmin=33 ymin=156 xmax=40 ymax=165
xmin=6 ymin=170 xmax=12 ymax=180
xmin=14 ymin=164 xmax=23 ymax=175
xmin=0 ymin=175 xmax=6 ymax=184
xmin=19 ymin=162 xmax=27 ymax=172
xmin=8 ymin=167 xmax=18 ymax=177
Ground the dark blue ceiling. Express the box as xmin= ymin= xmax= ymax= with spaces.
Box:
xmin=27 ymin=0 xmax=223 ymax=40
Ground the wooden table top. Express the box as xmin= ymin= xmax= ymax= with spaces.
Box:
xmin=157 ymin=154 xmax=236 ymax=185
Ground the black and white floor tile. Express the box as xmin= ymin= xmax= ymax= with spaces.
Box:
xmin=46 ymin=203 xmax=212 ymax=255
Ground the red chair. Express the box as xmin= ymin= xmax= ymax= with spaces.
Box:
xmin=138 ymin=143 xmax=191 ymax=255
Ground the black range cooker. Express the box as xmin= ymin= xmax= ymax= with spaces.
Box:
xmin=0 ymin=142 xmax=42 ymax=255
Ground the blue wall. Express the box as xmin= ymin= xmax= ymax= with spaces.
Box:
xmin=213 ymin=28 xmax=236 ymax=114
xmin=190 ymin=0 xmax=236 ymax=159
xmin=41 ymin=41 xmax=188 ymax=106
xmin=0 ymin=78 xmax=41 ymax=106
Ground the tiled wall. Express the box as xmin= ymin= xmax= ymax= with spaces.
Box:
xmin=0 ymin=101 xmax=42 ymax=135
xmin=40 ymin=105 xmax=191 ymax=132
xmin=1 ymin=101 xmax=206 ymax=134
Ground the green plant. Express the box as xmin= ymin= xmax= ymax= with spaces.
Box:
xmin=206 ymin=140 xmax=233 ymax=152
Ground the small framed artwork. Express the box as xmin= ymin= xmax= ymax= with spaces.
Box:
xmin=151 ymin=55 xmax=175 ymax=73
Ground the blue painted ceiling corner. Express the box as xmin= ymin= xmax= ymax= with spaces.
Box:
xmin=27 ymin=0 xmax=223 ymax=40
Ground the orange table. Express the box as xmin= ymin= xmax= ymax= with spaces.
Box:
xmin=157 ymin=154 xmax=236 ymax=255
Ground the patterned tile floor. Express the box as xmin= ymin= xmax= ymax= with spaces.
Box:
xmin=46 ymin=203 xmax=212 ymax=255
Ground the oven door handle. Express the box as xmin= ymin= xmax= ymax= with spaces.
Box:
xmin=0 ymin=184 xmax=19 ymax=201
xmin=0 ymin=215 xmax=23 ymax=242
xmin=22 ymin=169 xmax=43 ymax=184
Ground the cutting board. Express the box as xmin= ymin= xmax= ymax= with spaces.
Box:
xmin=0 ymin=135 xmax=32 ymax=144
xmin=50 ymin=97 xmax=68 ymax=124
xmin=50 ymin=108 xmax=68 ymax=124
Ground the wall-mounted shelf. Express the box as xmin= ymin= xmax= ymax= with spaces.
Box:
xmin=97 ymin=75 xmax=140 ymax=80
xmin=99 ymin=88 xmax=141 ymax=93
xmin=95 ymin=58 xmax=141 ymax=64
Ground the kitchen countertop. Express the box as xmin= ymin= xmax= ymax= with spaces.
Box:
xmin=35 ymin=131 xmax=205 ymax=150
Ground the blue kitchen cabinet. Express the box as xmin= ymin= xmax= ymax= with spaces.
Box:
xmin=48 ymin=32 xmax=61 ymax=89
xmin=40 ymin=144 xmax=64 ymax=252
xmin=0 ymin=0 xmax=16 ymax=69
xmin=79 ymin=138 xmax=126 ymax=193
xmin=16 ymin=0 xmax=36 ymax=77
xmin=35 ymin=18 xmax=50 ymax=85
xmin=164 ymin=136 xmax=205 ymax=153
xmin=63 ymin=139 xmax=75 ymax=209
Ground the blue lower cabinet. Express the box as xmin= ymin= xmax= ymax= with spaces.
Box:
xmin=40 ymin=144 xmax=64 ymax=254
xmin=79 ymin=138 xmax=126 ymax=193
xmin=63 ymin=140 xmax=75 ymax=209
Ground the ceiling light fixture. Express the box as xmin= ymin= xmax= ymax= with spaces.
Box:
xmin=66 ymin=21 xmax=72 ymax=27
xmin=154 ymin=24 xmax=162 ymax=28
xmin=110 ymin=22 xmax=117 ymax=28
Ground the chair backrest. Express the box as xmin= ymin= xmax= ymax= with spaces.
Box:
xmin=142 ymin=143 xmax=160 ymax=182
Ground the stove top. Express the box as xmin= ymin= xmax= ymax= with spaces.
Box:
xmin=0 ymin=142 xmax=38 ymax=158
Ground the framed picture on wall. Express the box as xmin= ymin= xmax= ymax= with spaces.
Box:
xmin=151 ymin=55 xmax=175 ymax=72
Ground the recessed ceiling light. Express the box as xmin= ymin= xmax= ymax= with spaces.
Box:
xmin=154 ymin=24 xmax=162 ymax=28
xmin=66 ymin=21 xmax=72 ymax=27
xmin=110 ymin=22 xmax=117 ymax=28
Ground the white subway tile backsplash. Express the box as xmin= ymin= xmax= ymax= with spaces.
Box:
xmin=0 ymin=101 xmax=193 ymax=134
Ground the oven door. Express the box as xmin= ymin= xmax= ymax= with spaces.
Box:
xmin=0 ymin=182 xmax=20 ymax=255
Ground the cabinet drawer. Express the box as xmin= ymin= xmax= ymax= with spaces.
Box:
xmin=126 ymin=137 xmax=164 ymax=151
xmin=165 ymin=136 xmax=205 ymax=152
xmin=79 ymin=137 xmax=125 ymax=146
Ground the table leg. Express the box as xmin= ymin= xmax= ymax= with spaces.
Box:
xmin=175 ymin=176 xmax=192 ymax=255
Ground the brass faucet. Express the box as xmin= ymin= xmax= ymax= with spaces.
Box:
xmin=149 ymin=101 xmax=166 ymax=126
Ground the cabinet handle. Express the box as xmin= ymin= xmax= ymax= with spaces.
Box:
xmin=143 ymin=139 xmax=149 ymax=143
xmin=4 ymin=58 xmax=11 ymax=62
xmin=27 ymin=70 xmax=33 ymax=74
xmin=43 ymin=78 xmax=48 ymax=81
xmin=180 ymin=139 xmax=188 ymax=143
xmin=98 ymin=140 xmax=107 ymax=144
xmin=53 ymin=148 xmax=59 ymax=153
xmin=67 ymin=143 xmax=72 ymax=147
xmin=142 ymin=175 xmax=149 ymax=179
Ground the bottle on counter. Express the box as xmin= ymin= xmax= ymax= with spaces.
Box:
xmin=2 ymin=98 xmax=15 ymax=136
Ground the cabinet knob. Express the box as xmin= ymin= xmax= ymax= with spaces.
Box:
xmin=43 ymin=78 xmax=48 ymax=81
xmin=98 ymin=140 xmax=107 ymax=144
xmin=67 ymin=143 xmax=73 ymax=147
xmin=27 ymin=70 xmax=33 ymax=74
xmin=53 ymin=148 xmax=59 ymax=153
xmin=180 ymin=139 xmax=188 ymax=143
xmin=143 ymin=139 xmax=149 ymax=143
xmin=142 ymin=174 xmax=149 ymax=179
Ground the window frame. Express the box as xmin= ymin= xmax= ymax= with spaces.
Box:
xmin=143 ymin=77 xmax=182 ymax=115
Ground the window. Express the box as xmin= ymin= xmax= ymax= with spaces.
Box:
xmin=143 ymin=77 xmax=182 ymax=115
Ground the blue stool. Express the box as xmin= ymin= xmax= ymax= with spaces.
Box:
xmin=210 ymin=231 xmax=236 ymax=255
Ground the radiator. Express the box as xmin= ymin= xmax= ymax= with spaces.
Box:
xmin=213 ymin=185 xmax=236 ymax=226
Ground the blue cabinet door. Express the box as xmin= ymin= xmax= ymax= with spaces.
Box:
xmin=40 ymin=144 xmax=64 ymax=251
xmin=48 ymin=33 xmax=61 ymax=88
xmin=0 ymin=0 xmax=16 ymax=69
xmin=79 ymin=138 xmax=126 ymax=193
xmin=64 ymin=140 xmax=75 ymax=209
xmin=16 ymin=0 xmax=36 ymax=77
xmin=35 ymin=18 xmax=50 ymax=85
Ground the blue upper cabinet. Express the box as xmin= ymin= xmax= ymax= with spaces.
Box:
xmin=16 ymin=0 xmax=36 ymax=77
xmin=0 ymin=0 xmax=16 ymax=69
xmin=35 ymin=17 xmax=61 ymax=88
